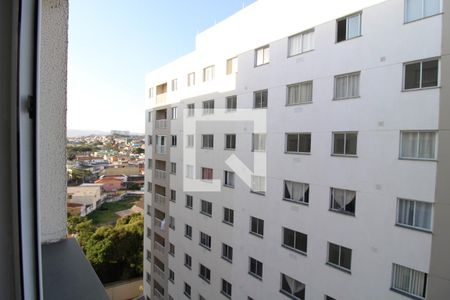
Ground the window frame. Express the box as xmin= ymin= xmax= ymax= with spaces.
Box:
xmin=226 ymin=56 xmax=238 ymax=75
xmin=336 ymin=12 xmax=362 ymax=43
xmin=250 ymin=175 xmax=266 ymax=195
xmin=404 ymin=0 xmax=442 ymax=23
xmin=287 ymin=28 xmax=315 ymax=57
xmin=285 ymin=132 xmax=312 ymax=154
xmin=280 ymin=273 xmax=305 ymax=300
xmin=201 ymin=167 xmax=213 ymax=181
xmin=171 ymin=107 xmax=177 ymax=119
xmin=171 ymin=78 xmax=177 ymax=91
xmin=282 ymin=227 xmax=308 ymax=255
xmin=199 ymin=264 xmax=211 ymax=283
xmin=184 ymin=253 xmax=192 ymax=269
xmin=226 ymin=95 xmax=237 ymax=112
xmin=187 ymin=72 xmax=195 ymax=87
xmin=187 ymin=103 xmax=195 ymax=117
xmin=223 ymin=207 xmax=234 ymax=226
xmin=223 ymin=170 xmax=235 ymax=188
xmin=184 ymin=282 xmax=191 ymax=298
xmin=201 ymin=134 xmax=214 ymax=149
xmin=253 ymin=89 xmax=268 ymax=109
xmin=333 ymin=71 xmax=361 ymax=100
xmin=224 ymin=134 xmax=236 ymax=150
xmin=331 ymin=131 xmax=358 ymax=157
xmin=184 ymin=224 xmax=192 ymax=240
xmin=330 ymin=187 xmax=356 ymax=216
xmin=203 ymin=65 xmax=215 ymax=82
xmin=200 ymin=199 xmax=212 ymax=217
xmin=202 ymin=99 xmax=214 ymax=115
xmin=283 ymin=180 xmax=309 ymax=205
xmin=221 ymin=279 xmax=232 ymax=299
xmin=252 ymin=133 xmax=266 ymax=152
xmin=170 ymin=162 xmax=176 ymax=174
xmin=185 ymin=195 xmax=193 ymax=209
xmin=326 ymin=242 xmax=352 ymax=273
xmin=222 ymin=243 xmax=233 ymax=263
xmin=402 ymin=58 xmax=440 ymax=91
xmin=391 ymin=263 xmax=428 ymax=299
xmin=399 ymin=130 xmax=438 ymax=161
xmin=255 ymin=45 xmax=270 ymax=66
xmin=286 ymin=81 xmax=313 ymax=105
xmin=396 ymin=198 xmax=433 ymax=232
xmin=248 ymin=257 xmax=263 ymax=280
xmin=249 ymin=216 xmax=264 ymax=237
xmin=199 ymin=231 xmax=212 ymax=250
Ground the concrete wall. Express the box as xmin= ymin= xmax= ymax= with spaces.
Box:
xmin=428 ymin=0 xmax=450 ymax=298
xmin=39 ymin=0 xmax=69 ymax=243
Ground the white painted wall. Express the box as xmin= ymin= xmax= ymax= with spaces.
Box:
xmin=145 ymin=0 xmax=443 ymax=299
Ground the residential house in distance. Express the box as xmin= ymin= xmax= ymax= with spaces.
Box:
xmin=144 ymin=0 xmax=450 ymax=299
xmin=95 ymin=177 xmax=124 ymax=192
xmin=67 ymin=183 xmax=106 ymax=216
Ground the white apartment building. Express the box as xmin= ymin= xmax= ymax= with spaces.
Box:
xmin=144 ymin=0 xmax=450 ymax=299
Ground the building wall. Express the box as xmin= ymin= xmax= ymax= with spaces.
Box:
xmin=39 ymin=0 xmax=69 ymax=243
xmin=145 ymin=0 xmax=446 ymax=299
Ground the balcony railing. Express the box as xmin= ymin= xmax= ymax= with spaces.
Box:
xmin=154 ymin=169 xmax=167 ymax=180
xmin=153 ymin=288 xmax=164 ymax=300
xmin=154 ymin=193 xmax=166 ymax=204
xmin=154 ymin=241 xmax=165 ymax=253
xmin=156 ymin=145 xmax=166 ymax=155
xmin=155 ymin=94 xmax=166 ymax=105
xmin=153 ymin=264 xmax=165 ymax=279
xmin=155 ymin=119 xmax=168 ymax=129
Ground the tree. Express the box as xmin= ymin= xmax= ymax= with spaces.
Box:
xmin=131 ymin=148 xmax=144 ymax=154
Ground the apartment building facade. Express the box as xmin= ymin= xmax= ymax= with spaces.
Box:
xmin=144 ymin=0 xmax=450 ymax=299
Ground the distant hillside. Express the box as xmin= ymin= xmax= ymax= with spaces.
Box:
xmin=67 ymin=129 xmax=144 ymax=137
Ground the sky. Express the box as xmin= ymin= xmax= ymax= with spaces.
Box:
xmin=67 ymin=0 xmax=257 ymax=134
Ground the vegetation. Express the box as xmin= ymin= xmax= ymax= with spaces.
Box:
xmin=68 ymin=212 xmax=143 ymax=284
xmin=131 ymin=148 xmax=145 ymax=154
xmin=87 ymin=196 xmax=140 ymax=225
xmin=67 ymin=144 xmax=99 ymax=160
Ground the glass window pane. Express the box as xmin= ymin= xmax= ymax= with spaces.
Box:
xmin=345 ymin=133 xmax=358 ymax=155
xmin=287 ymin=85 xmax=299 ymax=105
xmin=300 ymin=81 xmax=313 ymax=102
xmin=295 ymin=232 xmax=307 ymax=252
xmin=398 ymin=199 xmax=415 ymax=226
xmin=283 ymin=228 xmax=295 ymax=247
xmin=401 ymin=132 xmax=419 ymax=158
xmin=421 ymin=60 xmax=439 ymax=88
xmin=337 ymin=19 xmax=347 ymax=42
xmin=347 ymin=14 xmax=361 ymax=39
xmin=333 ymin=133 xmax=345 ymax=154
xmin=414 ymin=201 xmax=432 ymax=230
xmin=288 ymin=34 xmax=302 ymax=56
xmin=335 ymin=76 xmax=348 ymax=99
xmin=302 ymin=31 xmax=314 ymax=52
xmin=348 ymin=73 xmax=360 ymax=97
xmin=332 ymin=188 xmax=345 ymax=210
xmin=405 ymin=0 xmax=422 ymax=22
xmin=424 ymin=0 xmax=441 ymax=17
xmin=299 ymin=134 xmax=311 ymax=153
xmin=404 ymin=62 xmax=421 ymax=89
xmin=328 ymin=243 xmax=340 ymax=265
xmin=340 ymin=247 xmax=352 ymax=270
xmin=287 ymin=134 xmax=299 ymax=152
xmin=345 ymin=190 xmax=356 ymax=214
xmin=418 ymin=132 xmax=436 ymax=159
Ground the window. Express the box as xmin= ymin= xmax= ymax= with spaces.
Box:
xmin=169 ymin=243 xmax=175 ymax=256
xmin=171 ymin=107 xmax=177 ymax=119
xmin=186 ymin=135 xmax=194 ymax=148
xmin=286 ymin=133 xmax=311 ymax=154
xmin=225 ymin=134 xmax=236 ymax=150
xmin=200 ymin=200 xmax=212 ymax=216
xmin=184 ymin=254 xmax=192 ymax=269
xmin=146 ymin=250 xmax=151 ymax=261
xmin=169 ymin=269 xmax=174 ymax=283
xmin=185 ymin=195 xmax=193 ymax=209
xmin=146 ymin=272 xmax=151 ymax=283
xmin=201 ymin=134 xmax=214 ymax=149
xmin=184 ymin=282 xmax=191 ymax=298
xmin=334 ymin=72 xmax=360 ymax=99
xmin=325 ymin=296 xmax=336 ymax=300
xmin=171 ymin=135 xmax=177 ymax=147
xmin=405 ymin=0 xmax=441 ymax=22
xmin=400 ymin=131 xmax=437 ymax=160
xmin=187 ymin=103 xmax=195 ymax=117
xmin=327 ymin=242 xmax=352 ymax=271
xmin=147 ymin=181 xmax=152 ymax=193
xmin=250 ymin=216 xmax=264 ymax=237
xmin=199 ymin=232 xmax=211 ymax=249
xmin=287 ymin=81 xmax=313 ymax=105
xmin=397 ymin=198 xmax=433 ymax=231
xmin=282 ymin=227 xmax=307 ymax=254
xmin=251 ymin=175 xmax=266 ymax=195
xmin=202 ymin=99 xmax=214 ymax=115
xmin=147 ymin=205 xmax=151 ymax=216
xmin=332 ymin=132 xmax=358 ymax=156
xmin=284 ymin=180 xmax=309 ymax=204
xmin=148 ymin=135 xmax=152 ymax=145
xmin=170 ymin=190 xmax=176 ymax=202
xmin=147 ymin=158 xmax=152 ymax=170
xmin=199 ymin=296 xmax=206 ymax=300
xmin=148 ymin=111 xmax=152 ymax=122
xmin=203 ymin=65 xmax=215 ymax=82
xmin=186 ymin=164 xmax=194 ymax=179
xmin=223 ymin=207 xmax=234 ymax=225
xmin=224 ymin=171 xmax=235 ymax=187
xmin=147 ymin=227 xmax=151 ymax=239
xmin=404 ymin=59 xmax=439 ymax=90
xmin=201 ymin=167 xmax=213 ymax=180
xmin=226 ymin=57 xmax=238 ymax=74
xmin=226 ymin=96 xmax=237 ymax=111
xmin=249 ymin=257 xmax=263 ymax=279
xmin=280 ymin=273 xmax=305 ymax=300
xmin=336 ymin=12 xmax=361 ymax=42
xmin=199 ymin=264 xmax=211 ymax=282
xmin=391 ymin=264 xmax=427 ymax=298
xmin=288 ymin=29 xmax=314 ymax=57
xmin=171 ymin=78 xmax=178 ymax=91
xmin=255 ymin=45 xmax=270 ymax=66
xmin=221 ymin=279 xmax=232 ymax=298
xmin=252 ymin=133 xmax=266 ymax=151
xmin=330 ymin=188 xmax=356 ymax=215
xmin=222 ymin=243 xmax=233 ymax=262
xmin=148 ymin=87 xmax=154 ymax=98
xmin=170 ymin=162 xmax=176 ymax=174
xmin=187 ymin=72 xmax=195 ymax=86
xmin=185 ymin=224 xmax=192 ymax=239
xmin=253 ymin=89 xmax=268 ymax=109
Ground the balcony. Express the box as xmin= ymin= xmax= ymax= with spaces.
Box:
xmin=154 ymin=241 xmax=165 ymax=253
xmin=153 ymin=218 xmax=162 ymax=228
xmin=153 ymin=288 xmax=164 ymax=300
xmin=155 ymin=94 xmax=167 ymax=105
xmin=153 ymin=264 xmax=165 ymax=279
xmin=156 ymin=145 xmax=166 ymax=155
xmin=154 ymin=169 xmax=167 ymax=180
xmin=154 ymin=193 xmax=166 ymax=204
xmin=155 ymin=119 xmax=168 ymax=129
